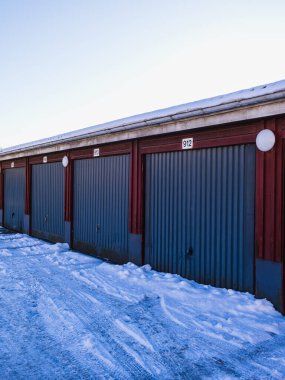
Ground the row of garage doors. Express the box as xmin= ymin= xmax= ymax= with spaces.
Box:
xmin=3 ymin=144 xmax=256 ymax=293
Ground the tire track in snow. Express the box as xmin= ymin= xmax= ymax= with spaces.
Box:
xmin=0 ymin=244 xmax=154 ymax=379
xmin=0 ymin=234 xmax=285 ymax=379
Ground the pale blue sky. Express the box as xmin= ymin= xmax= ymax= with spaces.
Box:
xmin=1 ymin=0 xmax=285 ymax=148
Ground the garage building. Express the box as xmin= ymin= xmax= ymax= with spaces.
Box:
xmin=0 ymin=80 xmax=284 ymax=312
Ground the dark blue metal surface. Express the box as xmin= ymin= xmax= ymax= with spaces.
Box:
xmin=129 ymin=234 xmax=142 ymax=266
xmin=255 ymin=259 xmax=282 ymax=312
xmin=73 ymin=155 xmax=130 ymax=263
xmin=144 ymin=144 xmax=256 ymax=292
xmin=4 ymin=168 xmax=25 ymax=232
xmin=31 ymin=163 xmax=65 ymax=242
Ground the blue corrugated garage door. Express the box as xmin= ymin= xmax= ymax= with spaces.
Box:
xmin=144 ymin=144 xmax=256 ymax=292
xmin=4 ymin=168 xmax=25 ymax=232
xmin=31 ymin=162 xmax=65 ymax=242
xmin=73 ymin=155 xmax=130 ymax=263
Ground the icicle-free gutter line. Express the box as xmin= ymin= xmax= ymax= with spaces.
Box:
xmin=1 ymin=79 xmax=285 ymax=156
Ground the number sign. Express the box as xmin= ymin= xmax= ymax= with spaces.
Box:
xmin=182 ymin=138 xmax=193 ymax=150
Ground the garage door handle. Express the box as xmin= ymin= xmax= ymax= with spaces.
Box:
xmin=12 ymin=212 xmax=15 ymax=218
xmin=186 ymin=247 xmax=193 ymax=256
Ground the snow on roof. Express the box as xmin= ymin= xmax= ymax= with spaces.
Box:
xmin=2 ymin=79 xmax=285 ymax=155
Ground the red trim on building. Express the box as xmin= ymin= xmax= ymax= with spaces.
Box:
xmin=29 ymin=152 xmax=64 ymax=165
xmin=25 ymin=159 xmax=31 ymax=216
xmin=69 ymin=142 xmax=131 ymax=160
xmin=263 ymin=119 xmax=277 ymax=261
xmin=64 ymin=152 xmax=73 ymax=222
xmin=139 ymin=121 xmax=259 ymax=154
xmin=129 ymin=141 xmax=138 ymax=233
xmin=255 ymin=147 xmax=265 ymax=260
xmin=275 ymin=126 xmax=284 ymax=262
xmin=253 ymin=118 xmax=284 ymax=263
xmin=0 ymin=163 xmax=3 ymax=224
xmin=1 ymin=158 xmax=26 ymax=169
xmin=129 ymin=140 xmax=144 ymax=236
xmin=137 ymin=146 xmax=144 ymax=235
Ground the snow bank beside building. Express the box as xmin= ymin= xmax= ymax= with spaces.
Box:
xmin=0 ymin=232 xmax=284 ymax=379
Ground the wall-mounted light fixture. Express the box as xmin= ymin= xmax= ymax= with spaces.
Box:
xmin=62 ymin=156 xmax=69 ymax=167
xmin=256 ymin=129 xmax=275 ymax=152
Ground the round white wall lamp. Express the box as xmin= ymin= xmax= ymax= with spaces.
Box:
xmin=62 ymin=155 xmax=69 ymax=167
xmin=256 ymin=129 xmax=275 ymax=152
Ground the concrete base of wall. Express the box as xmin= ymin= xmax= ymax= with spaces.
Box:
xmin=23 ymin=214 xmax=30 ymax=234
xmin=255 ymin=259 xmax=283 ymax=313
xmin=129 ymin=234 xmax=142 ymax=266
xmin=64 ymin=221 xmax=72 ymax=246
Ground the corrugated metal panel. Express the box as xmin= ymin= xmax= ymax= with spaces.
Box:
xmin=73 ymin=155 xmax=130 ymax=263
xmin=4 ymin=168 xmax=25 ymax=232
xmin=145 ymin=144 xmax=255 ymax=292
xmin=31 ymin=162 xmax=65 ymax=242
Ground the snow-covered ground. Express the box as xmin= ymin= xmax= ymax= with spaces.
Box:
xmin=0 ymin=230 xmax=285 ymax=379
